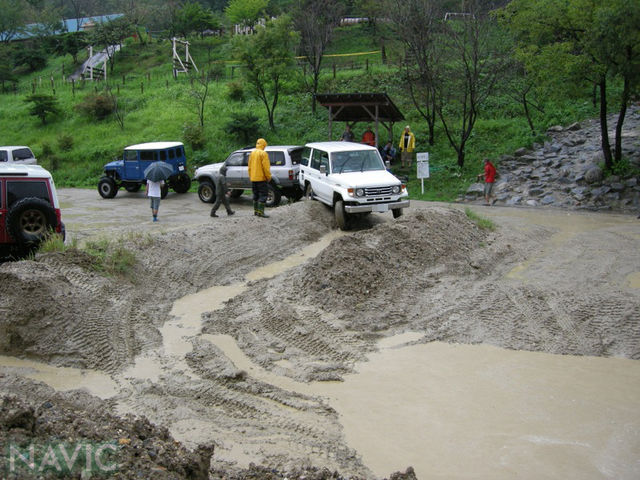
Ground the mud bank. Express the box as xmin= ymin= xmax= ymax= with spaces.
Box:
xmin=1 ymin=195 xmax=639 ymax=478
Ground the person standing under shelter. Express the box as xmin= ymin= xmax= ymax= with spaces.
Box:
xmin=340 ymin=124 xmax=354 ymax=142
xmin=398 ymin=125 xmax=416 ymax=168
xmin=146 ymin=179 xmax=164 ymax=222
xmin=361 ymin=126 xmax=375 ymax=146
xmin=477 ymin=158 xmax=497 ymax=205
xmin=248 ymin=138 xmax=271 ymax=218
xmin=210 ymin=162 xmax=235 ymax=217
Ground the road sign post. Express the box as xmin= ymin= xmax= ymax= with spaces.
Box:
xmin=416 ymin=152 xmax=430 ymax=194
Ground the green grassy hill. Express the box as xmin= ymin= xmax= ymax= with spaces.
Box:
xmin=0 ymin=25 xmax=605 ymax=200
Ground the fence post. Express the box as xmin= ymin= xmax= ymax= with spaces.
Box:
xmin=141 ymin=82 xmax=144 ymax=95
xmin=122 ymin=75 xmax=125 ymax=85
xmin=366 ymin=59 xmax=369 ymax=71
xmin=117 ymin=85 xmax=120 ymax=95
xmin=333 ymin=63 xmax=336 ymax=79
xmin=71 ymin=79 xmax=75 ymax=97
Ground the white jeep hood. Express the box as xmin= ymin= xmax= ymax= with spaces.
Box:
xmin=195 ymin=162 xmax=222 ymax=177
xmin=329 ymin=169 xmax=401 ymax=188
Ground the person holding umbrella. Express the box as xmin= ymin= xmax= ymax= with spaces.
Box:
xmin=143 ymin=161 xmax=173 ymax=222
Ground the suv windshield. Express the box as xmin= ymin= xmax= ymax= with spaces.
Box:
xmin=331 ymin=150 xmax=385 ymax=174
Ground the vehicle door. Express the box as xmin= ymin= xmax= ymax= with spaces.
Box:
xmin=267 ymin=151 xmax=286 ymax=185
xmin=0 ymin=179 xmax=7 ymax=244
xmin=124 ymin=150 xmax=142 ymax=180
xmin=224 ymin=152 xmax=246 ymax=188
xmin=308 ymin=148 xmax=333 ymax=204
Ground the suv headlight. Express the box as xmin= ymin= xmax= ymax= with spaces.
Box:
xmin=355 ymin=188 xmax=365 ymax=197
xmin=392 ymin=185 xmax=400 ymax=194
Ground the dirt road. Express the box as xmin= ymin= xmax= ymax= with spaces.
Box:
xmin=1 ymin=188 xmax=639 ymax=479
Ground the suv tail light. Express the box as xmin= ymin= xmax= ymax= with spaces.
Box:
xmin=288 ymin=169 xmax=293 ymax=180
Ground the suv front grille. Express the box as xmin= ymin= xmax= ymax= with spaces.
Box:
xmin=364 ymin=186 xmax=394 ymax=196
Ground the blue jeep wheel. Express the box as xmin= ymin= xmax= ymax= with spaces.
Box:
xmin=98 ymin=177 xmax=118 ymax=199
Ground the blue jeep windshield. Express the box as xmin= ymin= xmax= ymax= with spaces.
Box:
xmin=330 ymin=150 xmax=385 ymax=174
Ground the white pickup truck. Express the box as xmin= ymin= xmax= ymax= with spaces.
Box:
xmin=299 ymin=141 xmax=409 ymax=230
xmin=0 ymin=146 xmax=37 ymax=165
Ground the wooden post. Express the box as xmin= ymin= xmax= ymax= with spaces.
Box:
xmin=141 ymin=82 xmax=144 ymax=94
xmin=71 ymin=79 xmax=75 ymax=97
xmin=122 ymin=75 xmax=125 ymax=85
xmin=333 ymin=63 xmax=336 ymax=79
xmin=117 ymin=85 xmax=120 ymax=95
xmin=366 ymin=59 xmax=369 ymax=71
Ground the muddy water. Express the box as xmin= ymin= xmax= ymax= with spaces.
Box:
xmin=0 ymin=355 xmax=118 ymax=399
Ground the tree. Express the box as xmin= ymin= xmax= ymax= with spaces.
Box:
xmin=386 ymin=0 xmax=443 ymax=146
xmin=189 ymin=73 xmax=211 ymax=127
xmin=225 ymin=0 xmax=268 ymax=33
xmin=233 ymin=15 xmax=299 ymax=129
xmin=293 ymin=0 xmax=343 ymax=114
xmin=54 ymin=32 xmax=88 ymax=63
xmin=498 ymin=0 xmax=640 ymax=170
xmin=14 ymin=42 xmax=48 ymax=71
xmin=24 ymin=94 xmax=61 ymax=124
xmin=436 ymin=3 xmax=507 ymax=167
xmin=0 ymin=0 xmax=28 ymax=43
xmin=89 ymin=16 xmax=133 ymax=73
xmin=174 ymin=1 xmax=216 ymax=38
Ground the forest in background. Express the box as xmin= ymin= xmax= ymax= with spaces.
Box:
xmin=0 ymin=0 xmax=637 ymax=201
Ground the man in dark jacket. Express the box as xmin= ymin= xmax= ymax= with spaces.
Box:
xmin=210 ymin=163 xmax=235 ymax=217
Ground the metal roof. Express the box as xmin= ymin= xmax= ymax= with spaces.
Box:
xmin=315 ymin=93 xmax=405 ymax=123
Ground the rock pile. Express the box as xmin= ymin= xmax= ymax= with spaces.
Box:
xmin=463 ymin=105 xmax=640 ymax=212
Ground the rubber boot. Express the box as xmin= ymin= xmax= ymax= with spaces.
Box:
xmin=253 ymin=200 xmax=259 ymax=216
xmin=257 ymin=202 xmax=269 ymax=218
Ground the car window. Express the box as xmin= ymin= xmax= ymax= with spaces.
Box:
xmin=13 ymin=148 xmax=34 ymax=160
xmin=0 ymin=182 xmax=3 ymax=208
xmin=331 ymin=150 xmax=385 ymax=173
xmin=140 ymin=150 xmax=155 ymax=161
xmin=168 ymin=149 xmax=175 ymax=159
xmin=289 ymin=148 xmax=303 ymax=165
xmin=176 ymin=146 xmax=184 ymax=158
xmin=268 ymin=151 xmax=285 ymax=166
xmin=226 ymin=152 xmax=245 ymax=167
xmin=310 ymin=149 xmax=328 ymax=171
xmin=124 ymin=150 xmax=137 ymax=161
xmin=7 ymin=180 xmax=50 ymax=207
xmin=0 ymin=151 xmax=7 ymax=162
xmin=301 ymin=147 xmax=311 ymax=167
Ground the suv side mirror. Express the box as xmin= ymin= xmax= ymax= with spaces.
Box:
xmin=385 ymin=160 xmax=391 ymax=169
xmin=319 ymin=165 xmax=327 ymax=175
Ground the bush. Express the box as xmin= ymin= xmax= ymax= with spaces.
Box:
xmin=183 ymin=122 xmax=206 ymax=150
xmin=75 ymin=93 xmax=115 ymax=120
xmin=225 ymin=112 xmax=261 ymax=144
xmin=227 ymin=80 xmax=245 ymax=101
xmin=58 ymin=134 xmax=74 ymax=152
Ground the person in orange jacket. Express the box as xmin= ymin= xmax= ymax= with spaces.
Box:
xmin=361 ymin=126 xmax=375 ymax=146
xmin=248 ymin=138 xmax=271 ymax=217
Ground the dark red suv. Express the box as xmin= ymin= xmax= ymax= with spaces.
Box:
xmin=0 ymin=164 xmax=64 ymax=259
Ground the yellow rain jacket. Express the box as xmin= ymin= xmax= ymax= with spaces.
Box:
xmin=248 ymin=138 xmax=271 ymax=182
xmin=398 ymin=130 xmax=415 ymax=152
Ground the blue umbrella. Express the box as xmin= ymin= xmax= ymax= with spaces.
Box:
xmin=144 ymin=161 xmax=174 ymax=182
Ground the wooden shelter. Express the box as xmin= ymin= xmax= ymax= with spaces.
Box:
xmin=315 ymin=93 xmax=405 ymax=147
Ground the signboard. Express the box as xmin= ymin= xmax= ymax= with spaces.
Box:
xmin=416 ymin=152 xmax=430 ymax=178
xmin=416 ymin=152 xmax=429 ymax=194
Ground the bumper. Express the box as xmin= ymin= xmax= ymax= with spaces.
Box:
xmin=345 ymin=199 xmax=410 ymax=213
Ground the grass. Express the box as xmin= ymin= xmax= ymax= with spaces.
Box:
xmin=464 ymin=207 xmax=496 ymax=231
xmin=0 ymin=25 xmax=620 ymax=201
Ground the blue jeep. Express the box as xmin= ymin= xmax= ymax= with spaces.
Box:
xmin=98 ymin=142 xmax=192 ymax=198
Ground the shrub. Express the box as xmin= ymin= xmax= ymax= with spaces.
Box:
xmin=225 ymin=112 xmax=260 ymax=144
xmin=227 ymin=80 xmax=245 ymax=101
xmin=75 ymin=93 xmax=115 ymax=120
xmin=183 ymin=122 xmax=206 ymax=150
xmin=58 ymin=134 xmax=74 ymax=152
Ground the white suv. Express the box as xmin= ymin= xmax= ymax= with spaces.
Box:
xmin=299 ymin=141 xmax=409 ymax=230
xmin=0 ymin=146 xmax=37 ymax=165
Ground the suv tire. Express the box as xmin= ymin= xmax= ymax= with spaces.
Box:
xmin=172 ymin=173 xmax=191 ymax=194
xmin=124 ymin=183 xmax=141 ymax=193
xmin=161 ymin=183 xmax=169 ymax=199
xmin=392 ymin=208 xmax=404 ymax=219
xmin=7 ymin=197 xmax=57 ymax=244
xmin=334 ymin=200 xmax=351 ymax=231
xmin=265 ymin=184 xmax=282 ymax=208
xmin=230 ymin=189 xmax=244 ymax=199
xmin=98 ymin=176 xmax=118 ymax=198
xmin=198 ymin=181 xmax=215 ymax=203
xmin=304 ymin=183 xmax=314 ymax=200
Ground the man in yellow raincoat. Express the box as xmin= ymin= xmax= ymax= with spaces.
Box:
xmin=398 ymin=125 xmax=416 ymax=168
xmin=248 ymin=138 xmax=272 ymax=218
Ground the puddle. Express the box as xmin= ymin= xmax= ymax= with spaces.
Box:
xmin=205 ymin=334 xmax=640 ymax=479
xmin=626 ymin=272 xmax=640 ymax=288
xmin=0 ymin=355 xmax=118 ymax=399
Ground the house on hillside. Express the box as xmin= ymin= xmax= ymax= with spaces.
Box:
xmin=2 ymin=14 xmax=123 ymax=42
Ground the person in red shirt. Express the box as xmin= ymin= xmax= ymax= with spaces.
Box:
xmin=361 ymin=126 xmax=375 ymax=146
xmin=477 ymin=158 xmax=497 ymax=205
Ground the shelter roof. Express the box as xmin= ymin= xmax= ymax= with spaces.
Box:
xmin=315 ymin=93 xmax=405 ymax=123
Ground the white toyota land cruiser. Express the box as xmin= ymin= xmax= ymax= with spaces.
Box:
xmin=299 ymin=141 xmax=409 ymax=230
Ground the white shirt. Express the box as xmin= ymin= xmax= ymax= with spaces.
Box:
xmin=146 ymin=180 xmax=164 ymax=198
